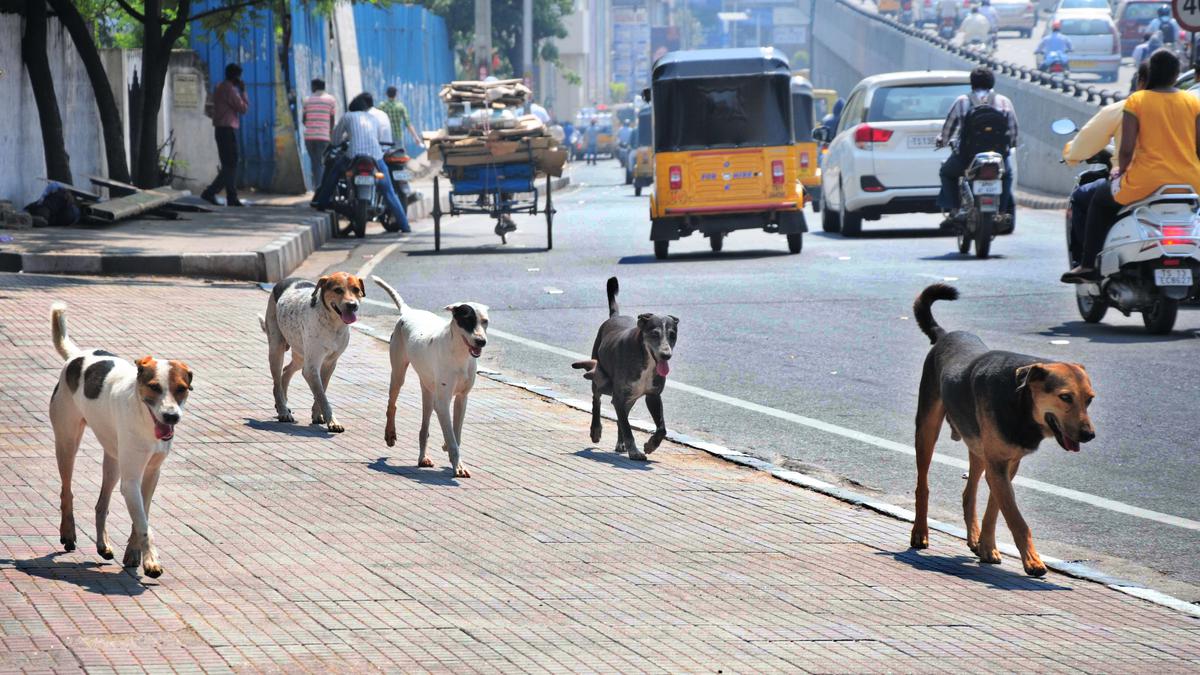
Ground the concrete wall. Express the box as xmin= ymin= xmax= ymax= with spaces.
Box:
xmin=810 ymin=1 xmax=1100 ymax=196
xmin=0 ymin=15 xmax=105 ymax=206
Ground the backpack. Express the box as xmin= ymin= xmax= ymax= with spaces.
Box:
xmin=1161 ymin=20 xmax=1176 ymax=44
xmin=959 ymin=93 xmax=1010 ymax=158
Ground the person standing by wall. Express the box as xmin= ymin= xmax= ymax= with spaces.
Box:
xmin=378 ymin=86 xmax=424 ymax=151
xmin=201 ymin=63 xmax=249 ymax=206
xmin=302 ymin=78 xmax=336 ymax=190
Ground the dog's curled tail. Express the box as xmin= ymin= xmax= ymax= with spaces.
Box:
xmin=371 ymin=276 xmax=405 ymax=313
xmin=606 ymin=277 xmax=619 ymax=317
xmin=571 ymin=359 xmax=598 ymax=381
xmin=913 ymin=283 xmax=958 ymax=344
xmin=50 ymin=302 xmax=80 ymax=360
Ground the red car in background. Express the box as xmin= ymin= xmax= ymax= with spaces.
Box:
xmin=1115 ymin=0 xmax=1171 ymax=56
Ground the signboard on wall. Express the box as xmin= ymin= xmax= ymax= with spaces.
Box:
xmin=173 ymin=71 xmax=201 ymax=109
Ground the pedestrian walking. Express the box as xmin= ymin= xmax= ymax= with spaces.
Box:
xmin=377 ymin=86 xmax=424 ymax=151
xmin=585 ymin=118 xmax=600 ymax=165
xmin=301 ymin=78 xmax=336 ymax=190
xmin=201 ymin=63 xmax=249 ymax=207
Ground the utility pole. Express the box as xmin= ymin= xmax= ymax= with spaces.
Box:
xmin=522 ymin=0 xmax=533 ymax=83
xmin=474 ymin=0 xmax=492 ymax=78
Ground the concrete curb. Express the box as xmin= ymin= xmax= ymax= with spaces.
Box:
xmin=339 ymin=317 xmax=1200 ymax=620
xmin=1016 ymin=190 xmax=1070 ymax=211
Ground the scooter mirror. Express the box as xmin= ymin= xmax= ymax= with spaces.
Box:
xmin=1051 ymin=118 xmax=1078 ymax=136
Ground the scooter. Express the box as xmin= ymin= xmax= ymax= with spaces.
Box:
xmin=950 ymin=150 xmax=1008 ymax=259
xmin=938 ymin=15 xmax=956 ymax=40
xmin=380 ymin=145 xmax=419 ymax=233
xmin=1040 ymin=49 xmax=1070 ymax=75
xmin=1053 ymin=118 xmax=1200 ymax=334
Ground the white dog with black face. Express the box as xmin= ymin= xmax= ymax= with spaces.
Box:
xmin=48 ymin=302 xmax=194 ymax=579
xmin=371 ymin=276 xmax=489 ymax=478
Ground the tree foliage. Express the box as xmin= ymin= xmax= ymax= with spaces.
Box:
xmin=412 ymin=0 xmax=572 ymax=78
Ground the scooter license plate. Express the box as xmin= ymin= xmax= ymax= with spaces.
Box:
xmin=1154 ymin=268 xmax=1193 ymax=286
xmin=353 ymin=175 xmax=375 ymax=186
xmin=973 ymin=180 xmax=1002 ymax=195
xmin=391 ymin=170 xmax=412 ymax=181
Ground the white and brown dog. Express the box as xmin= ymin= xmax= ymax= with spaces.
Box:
xmin=372 ymin=276 xmax=489 ymax=478
xmin=48 ymin=302 xmax=193 ymax=578
xmin=262 ymin=272 xmax=365 ymax=432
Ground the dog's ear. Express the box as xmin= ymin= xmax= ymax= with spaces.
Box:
xmin=354 ymin=275 xmax=366 ymax=297
xmin=311 ymin=275 xmax=330 ymax=307
xmin=134 ymin=356 xmax=156 ymax=381
xmin=444 ymin=303 xmax=461 ymax=314
xmin=637 ymin=312 xmax=654 ymax=329
xmin=1015 ymin=364 xmax=1048 ymax=392
xmin=668 ymin=315 xmax=679 ymax=327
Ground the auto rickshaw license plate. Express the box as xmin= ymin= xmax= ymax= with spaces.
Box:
xmin=1154 ymin=269 xmax=1193 ymax=286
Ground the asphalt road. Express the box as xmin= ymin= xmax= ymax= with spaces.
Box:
xmin=349 ymin=161 xmax=1200 ymax=601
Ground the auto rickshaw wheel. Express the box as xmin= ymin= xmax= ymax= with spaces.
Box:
xmin=654 ymin=240 xmax=669 ymax=260
xmin=787 ymin=233 xmax=803 ymax=254
xmin=709 ymin=234 xmax=723 ymax=252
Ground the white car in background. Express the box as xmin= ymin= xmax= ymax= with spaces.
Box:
xmin=1049 ymin=13 xmax=1123 ymax=81
xmin=992 ymin=0 xmax=1039 ymax=37
xmin=1051 ymin=0 xmax=1114 ymax=16
xmin=817 ymin=71 xmax=970 ymax=237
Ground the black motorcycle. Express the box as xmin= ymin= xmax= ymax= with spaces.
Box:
xmin=323 ymin=142 xmax=384 ymax=238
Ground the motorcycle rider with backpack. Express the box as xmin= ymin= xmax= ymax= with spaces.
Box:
xmin=1148 ymin=6 xmax=1180 ymax=50
xmin=935 ymin=67 xmax=1018 ymax=229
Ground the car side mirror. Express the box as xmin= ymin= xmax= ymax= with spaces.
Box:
xmin=812 ymin=126 xmax=831 ymax=143
xmin=641 ymin=88 xmax=651 ymax=103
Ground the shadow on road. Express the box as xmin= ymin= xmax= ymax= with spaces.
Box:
xmin=573 ymin=447 xmax=655 ymax=470
xmin=243 ymin=418 xmax=335 ymax=437
xmin=814 ymin=228 xmax=949 ymax=240
xmin=1039 ymin=321 xmax=1200 ymax=344
xmin=3 ymin=553 xmax=146 ymax=596
xmin=879 ymin=550 xmax=1071 ymax=591
xmin=619 ymin=250 xmax=791 ymax=264
xmin=366 ymin=457 xmax=463 ymax=486
xmin=918 ymin=252 xmax=1009 ymax=261
xmin=407 ymin=246 xmax=551 ymax=257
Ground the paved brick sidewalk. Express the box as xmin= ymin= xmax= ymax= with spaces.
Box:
xmin=1 ymin=272 xmax=1197 ymax=673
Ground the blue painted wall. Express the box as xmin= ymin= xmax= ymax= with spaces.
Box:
xmin=352 ymin=3 xmax=453 ymax=151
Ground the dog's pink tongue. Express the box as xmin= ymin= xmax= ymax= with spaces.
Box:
xmin=154 ymin=421 xmax=173 ymax=440
xmin=340 ymin=310 xmax=358 ymax=325
xmin=656 ymin=360 xmax=670 ymax=378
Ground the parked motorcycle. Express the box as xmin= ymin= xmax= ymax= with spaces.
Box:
xmin=949 ymin=150 xmax=1007 ymax=258
xmin=1040 ymin=49 xmax=1070 ymax=75
xmin=1054 ymin=118 xmax=1200 ymax=334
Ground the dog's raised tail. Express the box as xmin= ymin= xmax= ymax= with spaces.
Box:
xmin=50 ymin=302 xmax=80 ymax=360
xmin=371 ymin=276 xmax=406 ymax=312
xmin=913 ymin=284 xmax=958 ymax=344
xmin=606 ymin=277 xmax=619 ymax=317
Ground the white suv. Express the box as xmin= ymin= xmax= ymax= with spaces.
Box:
xmin=818 ymin=71 xmax=970 ymax=236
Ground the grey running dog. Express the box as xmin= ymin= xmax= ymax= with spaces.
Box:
xmin=572 ymin=277 xmax=678 ymax=461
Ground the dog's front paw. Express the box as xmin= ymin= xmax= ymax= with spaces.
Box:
xmin=60 ymin=535 xmax=76 ymax=552
xmin=627 ymin=447 xmax=648 ymax=461
xmin=98 ymin=544 xmax=113 ymax=560
xmin=977 ymin=547 xmax=1002 ymax=564
xmin=909 ymin=526 xmax=929 ymax=550
xmin=643 ymin=433 xmax=665 ymax=455
xmin=384 ymin=425 xmax=397 ymax=447
xmin=122 ymin=545 xmax=141 ymax=569
xmin=278 ymin=410 xmax=295 ymax=423
xmin=326 ymin=421 xmax=344 ymax=433
xmin=453 ymin=465 xmax=472 ymax=478
xmin=143 ymin=561 xmax=164 ymax=578
xmin=311 ymin=414 xmax=326 ymax=425
xmin=418 ymin=457 xmax=434 ymax=468
xmin=590 ymin=424 xmax=602 ymax=444
xmin=1023 ymin=554 xmax=1047 ymax=577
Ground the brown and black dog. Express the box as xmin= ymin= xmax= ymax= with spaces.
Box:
xmin=910 ymin=284 xmax=1096 ymax=577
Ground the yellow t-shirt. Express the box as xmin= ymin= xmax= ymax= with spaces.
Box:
xmin=1114 ymin=90 xmax=1200 ymax=205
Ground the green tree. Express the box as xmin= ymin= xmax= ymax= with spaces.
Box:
xmin=414 ymin=0 xmax=572 ymax=79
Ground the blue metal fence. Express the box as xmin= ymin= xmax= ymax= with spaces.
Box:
xmin=352 ymin=4 xmax=453 ymax=150
xmin=190 ymin=2 xmax=278 ymax=189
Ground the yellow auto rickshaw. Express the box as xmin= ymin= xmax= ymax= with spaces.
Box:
xmin=647 ymin=48 xmax=806 ymax=259
xmin=790 ymin=76 xmax=821 ymax=212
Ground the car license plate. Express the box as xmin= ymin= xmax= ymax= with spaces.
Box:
xmin=973 ymin=180 xmax=1002 ymax=195
xmin=1072 ymin=60 xmax=1097 ymax=68
xmin=1154 ymin=268 xmax=1193 ymax=286
xmin=908 ymin=134 xmax=937 ymax=149
xmin=391 ymin=170 xmax=412 ymax=181
xmin=354 ymin=175 xmax=374 ymax=186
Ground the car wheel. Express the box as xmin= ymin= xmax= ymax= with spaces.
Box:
xmin=838 ymin=182 xmax=862 ymax=237
xmin=821 ymin=201 xmax=840 ymax=233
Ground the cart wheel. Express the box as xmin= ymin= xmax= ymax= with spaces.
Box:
xmin=546 ymin=174 xmax=554 ymax=251
xmin=433 ymin=177 xmax=442 ymax=252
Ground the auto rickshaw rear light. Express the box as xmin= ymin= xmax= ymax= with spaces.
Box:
xmin=799 ymin=152 xmax=810 ymax=169
xmin=772 ymin=160 xmax=785 ymax=184
xmin=669 ymin=166 xmax=682 ymax=190
xmin=853 ymin=124 xmax=893 ymax=148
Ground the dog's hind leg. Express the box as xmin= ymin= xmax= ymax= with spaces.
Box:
xmin=910 ymin=385 xmax=944 ymax=550
xmin=643 ymin=393 xmax=667 ymax=455
xmin=384 ymin=356 xmax=408 ymax=448
xmin=416 ymin=386 xmax=434 ymax=468
xmin=313 ymin=354 xmax=340 ymax=428
xmin=963 ymin=451 xmax=986 ymax=553
xmin=269 ymin=338 xmax=294 ymax=422
xmin=278 ymin=358 xmax=301 ymax=422
xmin=94 ymin=436 xmax=119 ymax=560
xmin=50 ymin=390 xmax=85 ymax=552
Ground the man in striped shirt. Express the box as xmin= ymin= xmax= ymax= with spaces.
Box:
xmin=314 ymin=92 xmax=410 ymax=233
xmin=302 ymin=79 xmax=337 ymax=188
